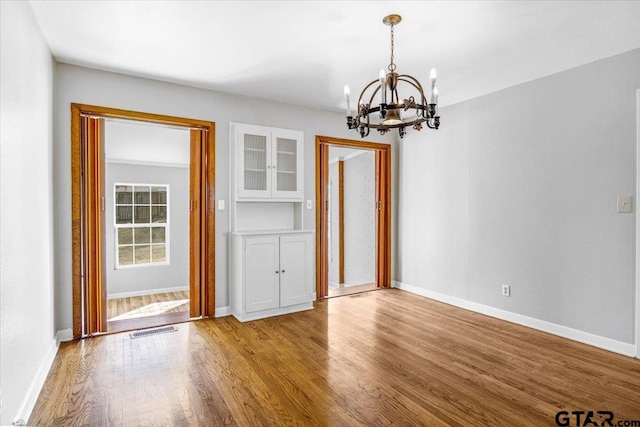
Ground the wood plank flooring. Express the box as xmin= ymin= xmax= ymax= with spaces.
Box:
xmin=327 ymin=283 xmax=377 ymax=298
xmin=107 ymin=291 xmax=189 ymax=320
xmin=30 ymin=289 xmax=640 ymax=426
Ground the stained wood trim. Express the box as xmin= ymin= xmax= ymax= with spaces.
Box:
xmin=315 ymin=135 xmax=391 ymax=298
xmin=71 ymin=105 xmax=82 ymax=338
xmin=70 ymin=104 xmax=213 ymax=129
xmin=315 ymin=142 xmax=329 ymax=298
xmin=338 ymin=160 xmax=345 ymax=284
xmin=81 ymin=115 xmax=107 ymax=334
xmin=189 ymin=130 xmax=202 ymax=317
xmin=71 ymin=103 xmax=216 ymax=338
xmin=203 ymin=126 xmax=216 ymax=317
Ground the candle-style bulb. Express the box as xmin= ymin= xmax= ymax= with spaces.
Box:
xmin=344 ymin=85 xmax=352 ymax=116
xmin=379 ymin=69 xmax=386 ymax=104
xmin=430 ymin=68 xmax=437 ymax=86
xmin=432 ymin=86 xmax=439 ymax=104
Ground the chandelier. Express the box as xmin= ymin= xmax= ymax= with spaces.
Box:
xmin=344 ymin=14 xmax=440 ymax=139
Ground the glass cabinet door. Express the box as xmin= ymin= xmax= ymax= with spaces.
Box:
xmin=238 ymin=129 xmax=270 ymax=198
xmin=272 ymin=130 xmax=303 ymax=199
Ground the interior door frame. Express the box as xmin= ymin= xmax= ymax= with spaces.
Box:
xmin=633 ymin=89 xmax=640 ymax=359
xmin=71 ymin=103 xmax=215 ymax=338
xmin=315 ymin=135 xmax=391 ymax=298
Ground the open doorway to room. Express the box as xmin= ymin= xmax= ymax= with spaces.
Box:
xmin=327 ymin=146 xmax=377 ymax=297
xmin=316 ymin=136 xmax=391 ymax=299
xmin=105 ymin=119 xmax=191 ymax=333
xmin=71 ymin=104 xmax=215 ymax=338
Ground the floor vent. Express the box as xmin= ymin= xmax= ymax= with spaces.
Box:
xmin=349 ymin=292 xmax=372 ymax=298
xmin=130 ymin=326 xmax=177 ymax=339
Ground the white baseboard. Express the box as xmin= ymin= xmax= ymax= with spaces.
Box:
xmin=392 ymin=281 xmax=636 ymax=358
xmin=12 ymin=336 xmax=60 ymax=425
xmin=214 ymin=306 xmax=231 ymax=318
xmin=56 ymin=329 xmax=73 ymax=343
xmin=107 ymin=285 xmax=189 ymax=300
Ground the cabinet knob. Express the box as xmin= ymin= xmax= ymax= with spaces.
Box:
xmin=281 ymin=269 xmax=286 ymax=273
xmin=275 ymin=270 xmax=279 ymax=274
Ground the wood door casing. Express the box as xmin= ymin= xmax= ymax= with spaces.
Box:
xmin=315 ymin=136 xmax=392 ymax=299
xmin=71 ymin=104 xmax=215 ymax=338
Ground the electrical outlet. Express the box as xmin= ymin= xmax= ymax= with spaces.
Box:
xmin=502 ymin=284 xmax=511 ymax=297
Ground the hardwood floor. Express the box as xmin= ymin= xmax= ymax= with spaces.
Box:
xmin=107 ymin=291 xmax=189 ymax=320
xmin=30 ymin=289 xmax=640 ymax=426
xmin=327 ymin=282 xmax=377 ymax=298
xmin=107 ymin=291 xmax=190 ymax=334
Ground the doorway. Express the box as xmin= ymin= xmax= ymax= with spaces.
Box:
xmin=71 ymin=104 xmax=215 ymax=338
xmin=316 ymin=136 xmax=391 ymax=298
xmin=327 ymin=147 xmax=377 ymax=297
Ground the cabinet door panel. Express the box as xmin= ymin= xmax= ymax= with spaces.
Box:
xmin=245 ymin=236 xmax=280 ymax=312
xmin=271 ymin=130 xmax=303 ymax=200
xmin=238 ymin=128 xmax=271 ymax=198
xmin=279 ymin=235 xmax=312 ymax=307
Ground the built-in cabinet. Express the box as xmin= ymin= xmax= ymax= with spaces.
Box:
xmin=230 ymin=231 xmax=313 ymax=322
xmin=229 ymin=123 xmax=314 ymax=322
xmin=236 ymin=124 xmax=303 ymax=201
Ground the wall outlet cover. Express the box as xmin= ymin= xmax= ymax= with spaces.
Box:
xmin=617 ymin=196 xmax=632 ymax=213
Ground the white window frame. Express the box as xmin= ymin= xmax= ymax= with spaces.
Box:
xmin=114 ymin=183 xmax=170 ymax=269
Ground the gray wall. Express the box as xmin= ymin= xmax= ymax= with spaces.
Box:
xmin=105 ymin=163 xmax=189 ymax=296
xmin=0 ymin=2 xmax=56 ymax=424
xmin=329 ymin=161 xmax=340 ymax=284
xmin=53 ymin=64 xmax=397 ymax=331
xmin=343 ymin=151 xmax=376 ymax=285
xmin=398 ymin=49 xmax=640 ymax=344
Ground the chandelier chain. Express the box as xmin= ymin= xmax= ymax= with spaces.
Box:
xmin=388 ymin=24 xmax=396 ymax=72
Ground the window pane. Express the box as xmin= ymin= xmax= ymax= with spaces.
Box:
xmin=118 ymin=228 xmax=133 ymax=245
xmin=134 ymin=227 xmax=150 ymax=244
xmin=115 ymin=185 xmax=133 ymax=204
xmin=151 ymin=187 xmax=167 ymax=205
xmin=152 ymin=206 xmax=167 ymax=223
xmin=134 ymin=245 xmax=151 ymax=264
xmin=152 ymin=244 xmax=166 ymax=262
xmin=134 ymin=206 xmax=150 ymax=224
xmin=134 ymin=186 xmax=150 ymax=204
xmin=116 ymin=206 xmax=133 ymax=224
xmin=151 ymin=227 xmax=165 ymax=243
xmin=118 ymin=246 xmax=133 ymax=266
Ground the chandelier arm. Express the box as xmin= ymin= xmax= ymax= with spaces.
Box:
xmin=357 ymin=79 xmax=383 ymax=115
xmin=396 ymin=75 xmax=429 ymax=105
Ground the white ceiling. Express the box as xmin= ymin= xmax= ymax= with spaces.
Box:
xmin=29 ymin=1 xmax=640 ymax=112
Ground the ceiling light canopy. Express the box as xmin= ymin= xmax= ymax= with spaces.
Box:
xmin=344 ymin=14 xmax=441 ymax=139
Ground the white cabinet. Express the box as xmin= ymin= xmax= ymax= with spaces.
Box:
xmin=235 ymin=123 xmax=303 ymax=201
xmin=231 ymin=231 xmax=314 ymax=322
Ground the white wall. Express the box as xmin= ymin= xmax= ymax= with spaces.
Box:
xmin=0 ymin=2 xmax=56 ymax=424
xmin=105 ymin=163 xmax=189 ymax=296
xmin=54 ymin=64 xmax=396 ymax=331
xmin=343 ymin=151 xmax=376 ymax=285
xmin=398 ymin=49 xmax=640 ymax=346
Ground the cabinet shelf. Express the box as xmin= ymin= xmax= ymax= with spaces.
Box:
xmin=245 ymin=148 xmax=266 ymax=153
xmin=277 ymin=151 xmax=296 ymax=155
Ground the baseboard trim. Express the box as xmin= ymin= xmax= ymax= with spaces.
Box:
xmin=214 ymin=306 xmax=231 ymax=318
xmin=56 ymin=328 xmax=73 ymax=343
xmin=107 ymin=285 xmax=189 ymax=300
xmin=12 ymin=336 xmax=59 ymax=425
xmin=392 ymin=281 xmax=635 ymax=357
